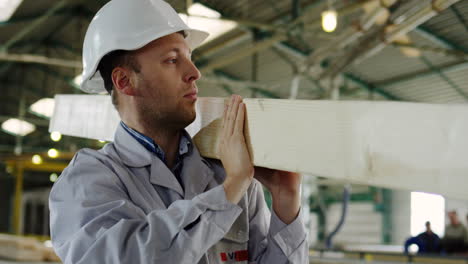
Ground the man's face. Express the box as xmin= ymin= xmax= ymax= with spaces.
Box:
xmin=448 ymin=211 xmax=459 ymax=225
xmin=425 ymin=223 xmax=431 ymax=232
xmin=131 ymin=33 xmax=200 ymax=129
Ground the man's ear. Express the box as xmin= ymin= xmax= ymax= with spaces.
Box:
xmin=111 ymin=67 xmax=136 ymax=96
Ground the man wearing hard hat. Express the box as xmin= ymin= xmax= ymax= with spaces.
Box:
xmin=49 ymin=0 xmax=308 ymax=263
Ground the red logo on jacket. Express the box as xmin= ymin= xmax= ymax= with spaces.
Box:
xmin=220 ymin=250 xmax=248 ymax=262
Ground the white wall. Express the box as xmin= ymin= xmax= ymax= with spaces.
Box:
xmin=391 ymin=190 xmax=411 ymax=245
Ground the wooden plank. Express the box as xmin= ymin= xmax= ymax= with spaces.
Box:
xmin=49 ymin=94 xmax=120 ymax=141
xmin=0 ymin=234 xmax=44 ymax=261
xmin=193 ymin=98 xmax=468 ymax=200
xmin=413 ymin=256 xmax=468 ymax=264
xmin=50 ymin=95 xmax=468 ymax=199
xmin=370 ymin=254 xmax=407 ymax=262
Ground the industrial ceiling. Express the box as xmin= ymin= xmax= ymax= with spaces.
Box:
xmin=0 ymin=0 xmax=467 ymax=158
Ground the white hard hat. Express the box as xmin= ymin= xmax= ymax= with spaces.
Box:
xmin=80 ymin=0 xmax=209 ymax=93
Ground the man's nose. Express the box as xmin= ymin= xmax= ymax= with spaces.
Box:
xmin=184 ymin=60 xmax=201 ymax=83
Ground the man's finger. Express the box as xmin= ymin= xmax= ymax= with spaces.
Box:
xmin=227 ymin=95 xmax=241 ymax=136
xmin=221 ymin=102 xmax=228 ymax=131
xmin=224 ymin=96 xmax=235 ymax=137
xmin=234 ymin=102 xmax=245 ymax=135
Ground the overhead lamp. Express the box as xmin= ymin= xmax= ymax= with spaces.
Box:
xmin=179 ymin=3 xmax=237 ymax=43
xmin=322 ymin=0 xmax=337 ymax=33
xmin=32 ymin=154 xmax=43 ymax=165
xmin=50 ymin=131 xmax=62 ymax=142
xmin=1 ymin=118 xmax=36 ymax=136
xmin=48 ymin=148 xmax=59 ymax=158
xmin=73 ymin=74 xmax=82 ymax=88
xmin=0 ymin=0 xmax=23 ymax=22
xmin=322 ymin=9 xmax=337 ymax=33
xmin=49 ymin=173 xmax=58 ymax=183
xmin=44 ymin=240 xmax=53 ymax=248
xmin=29 ymin=98 xmax=55 ymax=119
xmin=188 ymin=3 xmax=221 ymax=18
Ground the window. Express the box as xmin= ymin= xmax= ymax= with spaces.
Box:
xmin=411 ymin=192 xmax=445 ymax=237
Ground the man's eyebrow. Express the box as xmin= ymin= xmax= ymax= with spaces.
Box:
xmin=167 ymin=47 xmax=192 ymax=55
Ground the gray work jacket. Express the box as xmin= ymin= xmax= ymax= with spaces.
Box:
xmin=49 ymin=124 xmax=308 ymax=263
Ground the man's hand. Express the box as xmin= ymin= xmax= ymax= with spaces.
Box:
xmin=219 ymin=95 xmax=254 ymax=204
xmin=255 ymin=168 xmax=302 ymax=224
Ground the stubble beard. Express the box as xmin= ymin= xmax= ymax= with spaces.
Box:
xmin=137 ymin=77 xmax=197 ymax=131
xmin=139 ymin=100 xmax=196 ymax=131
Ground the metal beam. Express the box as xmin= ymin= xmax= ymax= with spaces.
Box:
xmin=11 ymin=40 xmax=81 ymax=56
xmin=0 ymin=53 xmax=82 ymax=68
xmin=271 ymin=44 xmax=326 ymax=97
xmin=214 ymin=70 xmax=282 ymax=98
xmin=343 ymin=73 xmax=402 ymax=101
xmin=6 ymin=160 xmax=68 ymax=173
xmin=33 ymin=65 xmax=81 ymax=91
xmin=197 ymin=0 xmax=375 ymax=73
xmin=200 ymin=74 xmax=278 ymax=91
xmin=271 ymin=41 xmax=400 ymax=101
xmin=198 ymin=34 xmax=287 ymax=72
xmin=319 ymin=0 xmax=463 ymax=78
xmin=390 ymin=42 xmax=468 ymax=59
xmin=375 ymin=60 xmax=468 ymax=86
xmin=0 ymin=0 xmax=69 ymax=52
xmin=12 ymin=163 xmax=23 ymax=234
xmin=420 ymin=56 xmax=468 ymax=100
xmin=450 ymin=5 xmax=468 ymax=33
xmin=0 ymin=1 xmax=78 ymax=78
xmin=415 ymin=26 xmax=468 ymax=53
xmin=2 ymin=80 xmax=45 ymax=99
xmin=0 ymin=6 xmax=89 ymax=27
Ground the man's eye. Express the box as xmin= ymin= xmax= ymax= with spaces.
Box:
xmin=167 ymin=59 xmax=177 ymax=63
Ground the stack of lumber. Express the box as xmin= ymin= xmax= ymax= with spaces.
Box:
xmin=0 ymin=234 xmax=60 ymax=262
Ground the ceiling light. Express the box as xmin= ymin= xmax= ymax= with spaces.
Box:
xmin=32 ymin=154 xmax=42 ymax=165
xmin=50 ymin=131 xmax=62 ymax=142
xmin=0 ymin=0 xmax=23 ymax=22
xmin=29 ymin=98 xmax=55 ymax=119
xmin=44 ymin=240 xmax=53 ymax=248
xmin=188 ymin=3 xmax=221 ymax=18
xmin=1 ymin=118 xmax=36 ymax=136
xmin=49 ymin=173 xmax=58 ymax=183
xmin=322 ymin=10 xmax=337 ymax=33
xmin=180 ymin=3 xmax=237 ymax=44
xmin=48 ymin=148 xmax=59 ymax=158
xmin=73 ymin=74 xmax=82 ymax=87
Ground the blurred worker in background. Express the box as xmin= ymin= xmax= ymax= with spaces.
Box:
xmin=441 ymin=210 xmax=467 ymax=254
xmin=404 ymin=221 xmax=441 ymax=254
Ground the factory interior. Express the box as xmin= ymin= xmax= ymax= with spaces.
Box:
xmin=1 ymin=0 xmax=468 ymax=263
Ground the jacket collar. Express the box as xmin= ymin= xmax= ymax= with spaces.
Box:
xmin=113 ymin=122 xmax=213 ymax=198
xmin=113 ymin=122 xmax=153 ymax=167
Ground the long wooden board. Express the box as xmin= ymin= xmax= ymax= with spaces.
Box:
xmin=50 ymin=95 xmax=468 ymax=199
xmin=193 ymin=98 xmax=468 ymax=200
xmin=0 ymin=234 xmax=60 ymax=261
